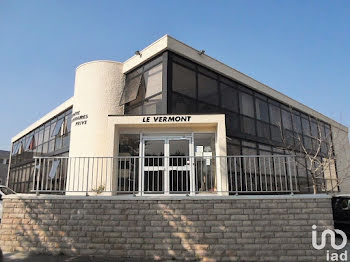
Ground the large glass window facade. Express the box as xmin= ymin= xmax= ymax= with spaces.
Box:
xmin=123 ymin=54 xmax=166 ymax=115
xmin=166 ymin=52 xmax=337 ymax=193
xmin=8 ymin=108 xmax=72 ymax=193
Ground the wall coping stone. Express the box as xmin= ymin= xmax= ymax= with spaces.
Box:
xmin=3 ymin=193 xmax=331 ymax=201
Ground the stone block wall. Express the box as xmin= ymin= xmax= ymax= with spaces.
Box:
xmin=0 ymin=196 xmax=334 ymax=261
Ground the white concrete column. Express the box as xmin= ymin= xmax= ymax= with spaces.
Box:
xmin=67 ymin=61 xmax=124 ymax=195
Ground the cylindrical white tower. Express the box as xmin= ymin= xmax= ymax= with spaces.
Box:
xmin=67 ymin=60 xmax=124 ymax=194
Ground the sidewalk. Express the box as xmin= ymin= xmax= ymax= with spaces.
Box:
xmin=0 ymin=252 xmax=155 ymax=262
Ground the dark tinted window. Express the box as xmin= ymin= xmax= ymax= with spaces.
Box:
xmin=310 ymin=120 xmax=318 ymax=138
xmin=257 ymin=121 xmax=270 ymax=139
xmin=172 ymin=63 xmax=196 ymax=98
xmin=269 ymin=104 xmax=281 ymax=126
xmin=220 ymin=83 xmax=238 ymax=112
xmin=225 ymin=113 xmax=240 ymax=136
xmin=292 ymin=113 xmax=302 ymax=134
xmin=171 ymin=93 xmax=197 ymax=114
xmin=302 ymin=117 xmax=311 ymax=136
xmin=241 ymin=116 xmax=256 ymax=136
xmin=240 ymin=92 xmax=254 ymax=118
xmin=255 ymin=99 xmax=269 ymax=122
xmin=282 ymin=110 xmax=292 ymax=130
xmin=198 ymin=73 xmax=219 ymax=105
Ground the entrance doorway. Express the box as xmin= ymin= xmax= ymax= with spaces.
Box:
xmin=140 ymin=136 xmax=194 ymax=195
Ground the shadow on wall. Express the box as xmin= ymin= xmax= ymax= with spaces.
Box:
xmin=0 ymin=198 xmax=335 ymax=261
xmin=156 ymin=202 xmax=226 ymax=261
xmin=0 ymin=199 xmax=225 ymax=261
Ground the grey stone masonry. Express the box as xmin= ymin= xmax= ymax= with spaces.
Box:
xmin=0 ymin=195 xmax=335 ymax=261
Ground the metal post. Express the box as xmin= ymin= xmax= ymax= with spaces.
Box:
xmin=86 ymin=158 xmax=89 ymax=196
xmin=288 ymin=156 xmax=294 ymax=195
xmin=36 ymin=158 xmax=40 ymax=196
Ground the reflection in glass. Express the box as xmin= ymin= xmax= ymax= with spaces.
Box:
xmin=194 ymin=134 xmax=216 ymax=192
xmin=256 ymin=99 xmax=269 ymax=122
xmin=172 ymin=63 xmax=196 ymax=98
xmin=169 ymin=139 xmax=189 ymax=167
xmin=144 ymin=140 xmax=164 ymax=167
xmin=220 ymin=83 xmax=238 ymax=112
xmin=144 ymin=64 xmax=162 ymax=98
xmin=240 ymin=92 xmax=254 ymax=118
xmin=198 ymin=73 xmax=219 ymax=105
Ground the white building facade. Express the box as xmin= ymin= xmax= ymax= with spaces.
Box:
xmin=7 ymin=35 xmax=350 ymax=196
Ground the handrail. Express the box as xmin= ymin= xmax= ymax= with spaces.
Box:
xmin=28 ymin=155 xmax=304 ymax=196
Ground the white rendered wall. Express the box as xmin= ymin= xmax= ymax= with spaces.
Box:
xmin=67 ymin=60 xmax=124 ymax=194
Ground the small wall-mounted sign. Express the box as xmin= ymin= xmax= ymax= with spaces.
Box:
xmin=72 ymin=111 xmax=88 ymax=126
xmin=142 ymin=116 xmax=191 ymax=123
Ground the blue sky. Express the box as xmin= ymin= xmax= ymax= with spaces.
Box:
xmin=0 ymin=1 xmax=349 ymax=150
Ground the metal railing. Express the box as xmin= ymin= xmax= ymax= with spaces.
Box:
xmin=32 ymin=155 xmax=299 ymax=195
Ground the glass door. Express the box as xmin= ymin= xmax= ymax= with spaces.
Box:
xmin=142 ymin=139 xmax=165 ymax=194
xmin=168 ymin=138 xmax=192 ymax=194
xmin=141 ymin=135 xmax=194 ymax=195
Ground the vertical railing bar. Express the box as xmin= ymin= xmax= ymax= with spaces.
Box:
xmin=206 ymin=157 xmax=209 ymax=192
xmin=52 ymin=158 xmax=56 ymax=191
xmin=56 ymin=157 xmax=59 ymax=191
xmin=288 ymin=156 xmax=294 ymax=194
xmin=180 ymin=158 xmax=183 ymax=193
xmin=35 ymin=158 xmax=40 ymax=195
xmin=268 ymin=157 xmax=272 ymax=192
xmin=100 ymin=157 xmax=104 ymax=193
xmin=77 ymin=158 xmax=81 ymax=192
xmin=91 ymin=157 xmax=95 ymax=194
xmin=158 ymin=157 xmax=160 ymax=193
xmin=240 ymin=158 xmax=243 ymax=192
xmin=86 ymin=158 xmax=90 ymax=195
xmin=58 ymin=158 xmax=63 ymax=192
xmin=264 ymin=156 xmax=268 ymax=192
xmin=82 ymin=157 xmax=86 ymax=193
xmin=283 ymin=156 xmax=288 ymax=191
xmin=95 ymin=157 xmax=98 ymax=193
xmin=294 ymin=157 xmax=298 ymax=192
xmin=212 ymin=156 xmax=214 ymax=193
xmin=128 ymin=158 xmax=131 ymax=192
xmin=122 ymin=158 xmax=125 ymax=192
xmin=43 ymin=159 xmax=46 ymax=191
xmin=110 ymin=158 xmax=113 ymax=193
xmin=32 ymin=158 xmax=37 ymax=192
xmin=254 ymin=157 xmax=257 ymax=191
xmin=249 ymin=158 xmax=253 ymax=192
xmin=105 ymin=158 xmax=108 ymax=193
xmin=258 ymin=157 xmax=262 ymax=192
xmin=43 ymin=158 xmax=50 ymax=191
xmin=118 ymin=157 xmax=121 ymax=193
xmin=72 ymin=158 xmax=76 ymax=192
xmin=273 ymin=157 xmax=278 ymax=192
xmin=234 ymin=157 xmax=238 ymax=195
xmin=228 ymin=157 xmax=232 ymax=193
xmin=278 ymin=157 xmax=283 ymax=192
xmin=63 ymin=157 xmax=72 ymax=192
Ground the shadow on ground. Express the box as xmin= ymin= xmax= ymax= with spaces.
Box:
xmin=0 ymin=250 xmax=155 ymax=262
